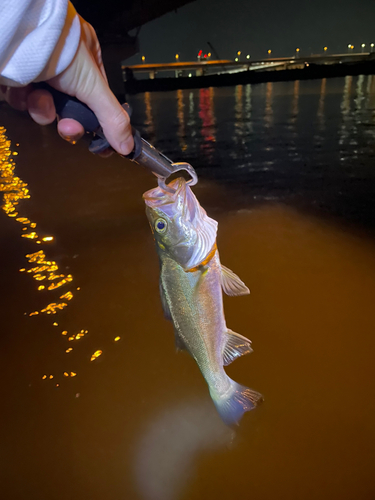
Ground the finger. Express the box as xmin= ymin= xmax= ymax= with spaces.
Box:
xmin=27 ymin=89 xmax=56 ymax=125
xmin=57 ymin=118 xmax=85 ymax=143
xmin=98 ymin=147 xmax=114 ymax=158
xmin=48 ymin=38 xmax=134 ymax=155
xmin=78 ymin=71 xmax=134 ymax=155
xmin=5 ymin=85 xmax=32 ymax=111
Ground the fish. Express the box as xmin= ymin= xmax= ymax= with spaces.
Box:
xmin=143 ymin=178 xmax=263 ymax=425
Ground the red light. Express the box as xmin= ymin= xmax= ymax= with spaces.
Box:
xmin=204 ymin=54 xmax=207 ymax=58
xmin=198 ymin=50 xmax=203 ymax=57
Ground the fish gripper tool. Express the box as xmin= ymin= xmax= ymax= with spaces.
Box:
xmin=34 ymin=83 xmax=198 ymax=187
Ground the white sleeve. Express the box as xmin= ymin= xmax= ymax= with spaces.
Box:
xmin=0 ymin=0 xmax=81 ymax=86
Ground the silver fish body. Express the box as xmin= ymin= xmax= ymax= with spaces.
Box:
xmin=144 ymin=179 xmax=263 ymax=425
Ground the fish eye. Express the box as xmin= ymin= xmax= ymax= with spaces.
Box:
xmin=155 ymin=218 xmax=167 ymax=233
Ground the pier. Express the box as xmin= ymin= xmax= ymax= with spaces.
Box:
xmin=123 ymin=52 xmax=375 ymax=94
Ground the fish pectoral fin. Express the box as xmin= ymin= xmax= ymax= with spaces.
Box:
xmin=193 ymin=265 xmax=209 ymax=297
xmin=223 ymin=329 xmax=253 ymax=366
xmin=159 ymin=279 xmax=172 ymax=321
xmin=221 ymin=265 xmax=250 ymax=296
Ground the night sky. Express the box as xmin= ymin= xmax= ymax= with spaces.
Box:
xmin=124 ymin=0 xmax=375 ymax=64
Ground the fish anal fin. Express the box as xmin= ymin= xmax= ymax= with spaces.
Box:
xmin=221 ymin=265 xmax=250 ymax=296
xmin=223 ymin=329 xmax=253 ymax=366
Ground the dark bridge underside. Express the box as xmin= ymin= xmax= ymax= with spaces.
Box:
xmin=72 ymin=0 xmax=195 ymax=95
xmin=72 ymin=0 xmax=194 ymax=41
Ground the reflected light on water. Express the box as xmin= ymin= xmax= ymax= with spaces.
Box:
xmin=90 ymin=350 xmax=103 ymax=361
xmin=234 ymin=85 xmax=244 ymax=147
xmin=144 ymin=91 xmax=155 ymax=140
xmin=264 ymin=81 xmax=273 ymax=129
xmin=317 ymin=78 xmax=326 ymax=131
xmin=354 ymin=74 xmax=365 ymax=114
xmin=0 ymin=126 xmax=106 ymax=383
xmin=339 ymin=75 xmax=353 ymax=156
xmin=199 ymin=87 xmax=216 ymax=162
xmin=291 ymin=79 xmax=300 ymax=125
xmin=187 ymin=91 xmax=196 ymax=131
xmin=176 ymin=89 xmax=187 ymax=152
xmin=244 ymin=84 xmax=253 ymax=135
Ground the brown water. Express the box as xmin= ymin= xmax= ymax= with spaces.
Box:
xmin=1 ymin=77 xmax=375 ymax=500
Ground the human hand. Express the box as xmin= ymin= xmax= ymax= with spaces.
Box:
xmin=1 ymin=17 xmax=134 ymax=156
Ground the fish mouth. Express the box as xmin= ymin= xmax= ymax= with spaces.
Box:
xmin=143 ymin=178 xmax=191 ymax=222
xmin=143 ymin=178 xmax=186 ymax=207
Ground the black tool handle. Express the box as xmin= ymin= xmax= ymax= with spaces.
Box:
xmin=33 ymin=82 xmax=138 ymax=155
xmin=34 ymin=82 xmax=100 ymax=132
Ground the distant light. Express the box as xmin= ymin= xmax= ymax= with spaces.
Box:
xmin=175 ymin=54 xmax=179 ymax=60
xmin=235 ymin=57 xmax=239 ymax=62
xmin=188 ymin=73 xmax=192 ymax=77
xmin=296 ymin=47 xmax=300 ymax=52
xmin=267 ymin=49 xmax=272 ymax=54
xmin=323 ymin=46 xmax=328 ymax=51
xmin=348 ymin=44 xmax=351 ymax=48
xmin=371 ymin=43 xmax=375 ymax=48
xmin=141 ymin=55 xmax=145 ymax=63
xmin=306 ymin=63 xmax=310 ymax=67
xmin=203 ymin=54 xmax=207 ymax=58
xmin=198 ymin=50 xmax=203 ymax=57
xmin=361 ymin=43 xmax=366 ymax=48
xmin=208 ymin=52 xmax=211 ymax=57
xmin=246 ymin=54 xmax=250 ymax=59
xmin=237 ymin=51 xmax=241 ymax=56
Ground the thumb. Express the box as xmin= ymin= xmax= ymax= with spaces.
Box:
xmin=79 ymin=72 xmax=134 ymax=155
xmin=49 ymin=41 xmax=134 ymax=156
xmin=81 ymin=71 xmax=134 ymax=155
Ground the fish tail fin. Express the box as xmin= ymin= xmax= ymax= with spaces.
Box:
xmin=211 ymin=379 xmax=263 ymax=426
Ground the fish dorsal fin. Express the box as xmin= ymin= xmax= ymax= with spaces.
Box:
xmin=223 ymin=329 xmax=253 ymax=366
xmin=221 ymin=265 xmax=250 ymax=296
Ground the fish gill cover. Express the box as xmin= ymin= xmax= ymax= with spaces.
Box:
xmin=143 ymin=178 xmax=218 ymax=269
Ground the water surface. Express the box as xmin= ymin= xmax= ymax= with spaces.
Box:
xmin=1 ymin=76 xmax=375 ymax=500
